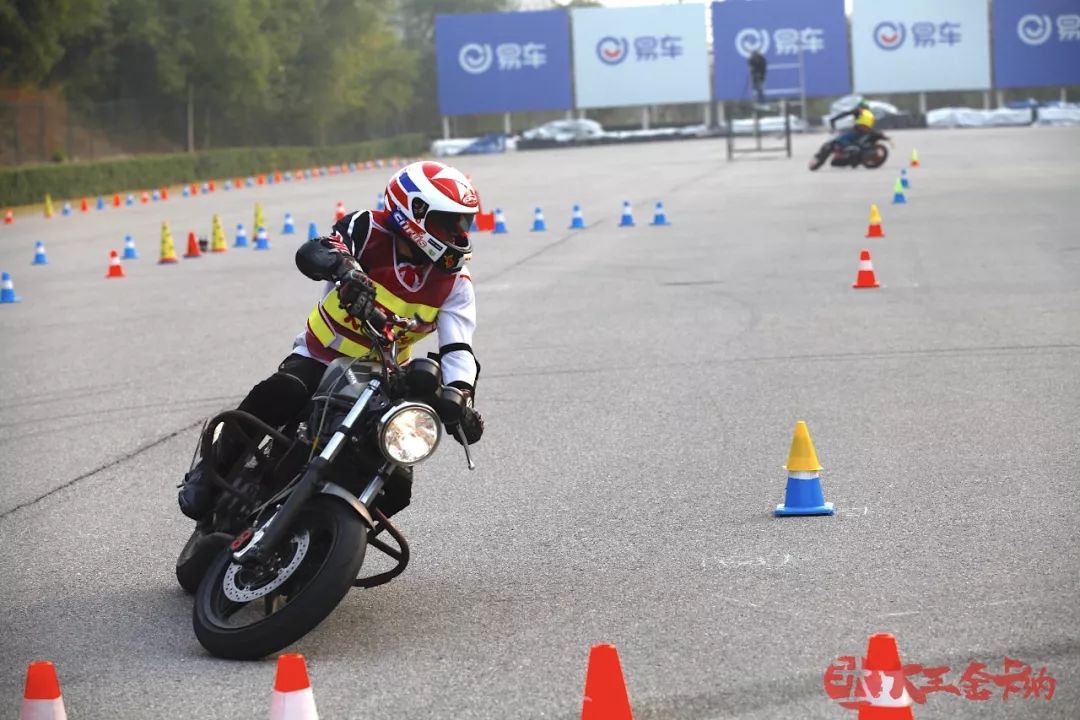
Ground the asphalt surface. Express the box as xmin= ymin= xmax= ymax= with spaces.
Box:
xmin=1 ymin=127 xmax=1078 ymax=719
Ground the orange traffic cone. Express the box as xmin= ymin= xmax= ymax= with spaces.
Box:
xmin=857 ymin=633 xmax=914 ymax=720
xmin=335 ymin=201 xmax=346 ymax=221
xmin=80 ymin=197 xmax=89 ymax=213
xmin=581 ymin=644 xmax=633 ymax=720
xmin=20 ymin=661 xmax=67 ymax=720
xmin=140 ymin=191 xmax=150 ymax=204
xmin=866 ymin=204 xmax=885 ymax=238
xmin=105 ymin=249 xmax=126 ymax=278
xmin=184 ymin=231 xmax=202 ymax=258
xmin=160 ymin=186 xmax=170 ymax=201
xmin=270 ymin=654 xmax=319 ymax=720
xmin=112 ymin=193 xmax=122 ymax=208
xmin=853 ymin=249 xmax=880 ymax=289
xmin=3 ymin=208 xmax=13 ymax=224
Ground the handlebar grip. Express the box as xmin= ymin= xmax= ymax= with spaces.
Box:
xmin=367 ymin=307 xmax=388 ymax=331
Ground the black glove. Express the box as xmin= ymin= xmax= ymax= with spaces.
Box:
xmin=338 ymin=268 xmax=376 ymax=320
xmin=447 ymin=406 xmax=484 ymax=446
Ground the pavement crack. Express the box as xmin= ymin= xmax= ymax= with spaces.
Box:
xmin=0 ymin=419 xmax=204 ymax=521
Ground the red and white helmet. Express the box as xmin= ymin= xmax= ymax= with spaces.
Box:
xmin=383 ymin=161 xmax=480 ymax=273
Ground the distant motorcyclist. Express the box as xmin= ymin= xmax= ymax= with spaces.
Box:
xmin=178 ymin=161 xmax=485 ymax=521
xmin=830 ymin=100 xmax=875 ymax=150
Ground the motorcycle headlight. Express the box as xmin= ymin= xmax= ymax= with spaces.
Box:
xmin=378 ymin=403 xmax=441 ymax=466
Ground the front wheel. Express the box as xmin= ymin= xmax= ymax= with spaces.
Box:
xmin=193 ymin=495 xmax=368 ymax=660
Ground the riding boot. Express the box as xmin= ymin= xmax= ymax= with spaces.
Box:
xmin=178 ymin=354 xmax=326 ymax=520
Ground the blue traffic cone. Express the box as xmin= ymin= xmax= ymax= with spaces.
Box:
xmin=122 ymin=234 xmax=139 ymax=260
xmin=349 ymin=163 xmax=357 ymax=172
xmin=245 ymin=177 xmax=255 ymax=188
xmin=308 ymin=222 xmax=319 ymax=241
xmin=62 ymin=201 xmax=72 ymax=216
xmin=125 ymin=194 xmax=135 ymax=206
xmin=900 ymin=168 xmax=910 ymax=190
xmin=282 ymin=213 xmax=296 ymax=235
xmin=234 ymin=223 xmax=249 ymax=248
xmin=304 ymin=169 xmax=312 ymax=179
xmin=96 ymin=196 xmax=106 ymax=210
xmin=152 ymin=189 xmax=161 ymax=201
xmin=375 ymin=194 xmax=385 ymax=212
xmin=569 ymin=205 xmax=586 ymax=229
xmin=618 ymin=201 xmax=635 ymax=227
xmin=254 ymin=226 xmax=270 ymax=250
xmin=1 ymin=271 xmax=21 ymax=303
xmin=182 ymin=186 xmax=191 ymax=198
xmin=223 ymin=180 xmax=232 ymax=191
xmin=892 ymin=178 xmax=907 ymax=205
xmin=200 ymin=182 xmax=210 ymax=193
xmin=774 ymin=421 xmax=834 ymax=517
xmin=493 ymin=209 xmax=508 ymax=234
xmin=531 ymin=207 xmax=547 ymax=232
xmin=283 ymin=172 xmax=292 ymax=182
xmin=31 ymin=241 xmax=48 ymax=265
xmin=650 ymin=201 xmax=671 ymax=226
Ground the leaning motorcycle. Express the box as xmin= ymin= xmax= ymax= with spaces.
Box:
xmin=808 ymin=129 xmax=891 ymax=171
xmin=174 ymin=303 xmax=476 ymax=660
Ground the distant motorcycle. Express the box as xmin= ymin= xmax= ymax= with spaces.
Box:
xmin=809 ymin=130 xmax=891 ymax=171
xmin=175 ymin=302 xmax=476 ymax=660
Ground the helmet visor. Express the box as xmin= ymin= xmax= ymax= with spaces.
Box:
xmin=426 ymin=210 xmax=473 ymax=249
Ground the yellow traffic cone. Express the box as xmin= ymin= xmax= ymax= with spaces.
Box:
xmin=254 ymin=202 xmax=266 ymax=233
xmin=159 ymin=221 xmax=179 ymax=264
xmin=43 ymin=194 xmax=55 ymax=219
xmin=211 ymin=214 xmax=227 ymax=253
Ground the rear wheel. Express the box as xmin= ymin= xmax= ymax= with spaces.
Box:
xmin=193 ymin=495 xmax=368 ymax=660
xmin=861 ymin=143 xmax=889 ymax=169
xmin=176 ymin=528 xmax=232 ymax=594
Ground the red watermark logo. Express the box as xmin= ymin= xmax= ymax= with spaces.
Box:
xmin=824 ymin=655 xmax=1057 ymax=708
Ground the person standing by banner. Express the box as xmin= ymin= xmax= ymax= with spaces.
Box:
xmin=748 ymin=49 xmax=767 ymax=103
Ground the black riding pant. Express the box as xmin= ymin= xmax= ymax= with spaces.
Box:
xmin=226 ymin=352 xmax=413 ymax=517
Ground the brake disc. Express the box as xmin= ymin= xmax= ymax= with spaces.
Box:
xmin=222 ymin=530 xmax=311 ymax=603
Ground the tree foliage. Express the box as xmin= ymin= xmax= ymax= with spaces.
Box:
xmin=0 ymin=0 xmax=505 ymax=150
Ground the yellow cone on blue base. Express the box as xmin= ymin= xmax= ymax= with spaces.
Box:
xmin=775 ymin=420 xmax=833 ymax=517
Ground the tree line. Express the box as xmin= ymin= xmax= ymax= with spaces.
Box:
xmin=0 ymin=0 xmax=509 ymax=150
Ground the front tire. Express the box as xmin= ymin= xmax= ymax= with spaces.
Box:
xmin=193 ymin=496 xmax=368 ymax=660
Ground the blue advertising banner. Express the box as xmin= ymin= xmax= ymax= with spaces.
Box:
xmin=852 ymin=0 xmax=991 ymax=93
xmin=993 ymin=0 xmax=1080 ymax=89
xmin=712 ymin=0 xmax=851 ymax=102
xmin=435 ymin=10 xmax=573 ymax=116
xmin=571 ymin=5 xmax=711 ymax=109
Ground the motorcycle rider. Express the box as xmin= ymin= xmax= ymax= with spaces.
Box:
xmin=829 ymin=99 xmax=875 ymax=151
xmin=178 ymin=160 xmax=485 ymax=521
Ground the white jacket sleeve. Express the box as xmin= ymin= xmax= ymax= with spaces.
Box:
xmin=436 ymin=272 xmax=478 ymax=390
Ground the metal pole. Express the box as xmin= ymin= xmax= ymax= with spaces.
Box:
xmin=641 ymin=106 xmax=650 ymax=130
xmin=186 ymin=83 xmax=195 ymax=153
xmin=918 ymin=92 xmax=927 ymax=115
xmin=996 ymin=90 xmax=1005 ymax=107
xmin=797 ymin=45 xmax=807 ymax=125
xmin=754 ymin=107 xmax=761 ymax=151
xmin=783 ymin=99 xmax=791 ymax=158
xmin=503 ymin=112 xmax=511 ymax=135
xmin=703 ymin=101 xmax=711 ymax=129
xmin=1061 ymin=87 xmax=1068 ymax=103
xmin=983 ymin=91 xmax=991 ymax=109
xmin=442 ymin=116 xmax=450 ymax=139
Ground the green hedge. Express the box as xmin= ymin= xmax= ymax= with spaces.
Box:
xmin=0 ymin=134 xmax=427 ymax=207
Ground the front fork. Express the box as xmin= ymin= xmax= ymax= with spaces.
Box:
xmin=231 ymin=378 xmax=385 ymax=565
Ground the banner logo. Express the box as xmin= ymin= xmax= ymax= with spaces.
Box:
xmin=458 ymin=43 xmax=493 ymax=74
xmin=734 ymin=28 xmax=770 ymax=57
xmin=1017 ymin=14 xmax=1054 ymax=45
xmin=596 ymin=36 xmax=628 ymax=64
xmin=873 ymin=21 xmax=906 ymax=50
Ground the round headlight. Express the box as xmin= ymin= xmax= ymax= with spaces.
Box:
xmin=378 ymin=404 xmax=441 ymax=466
